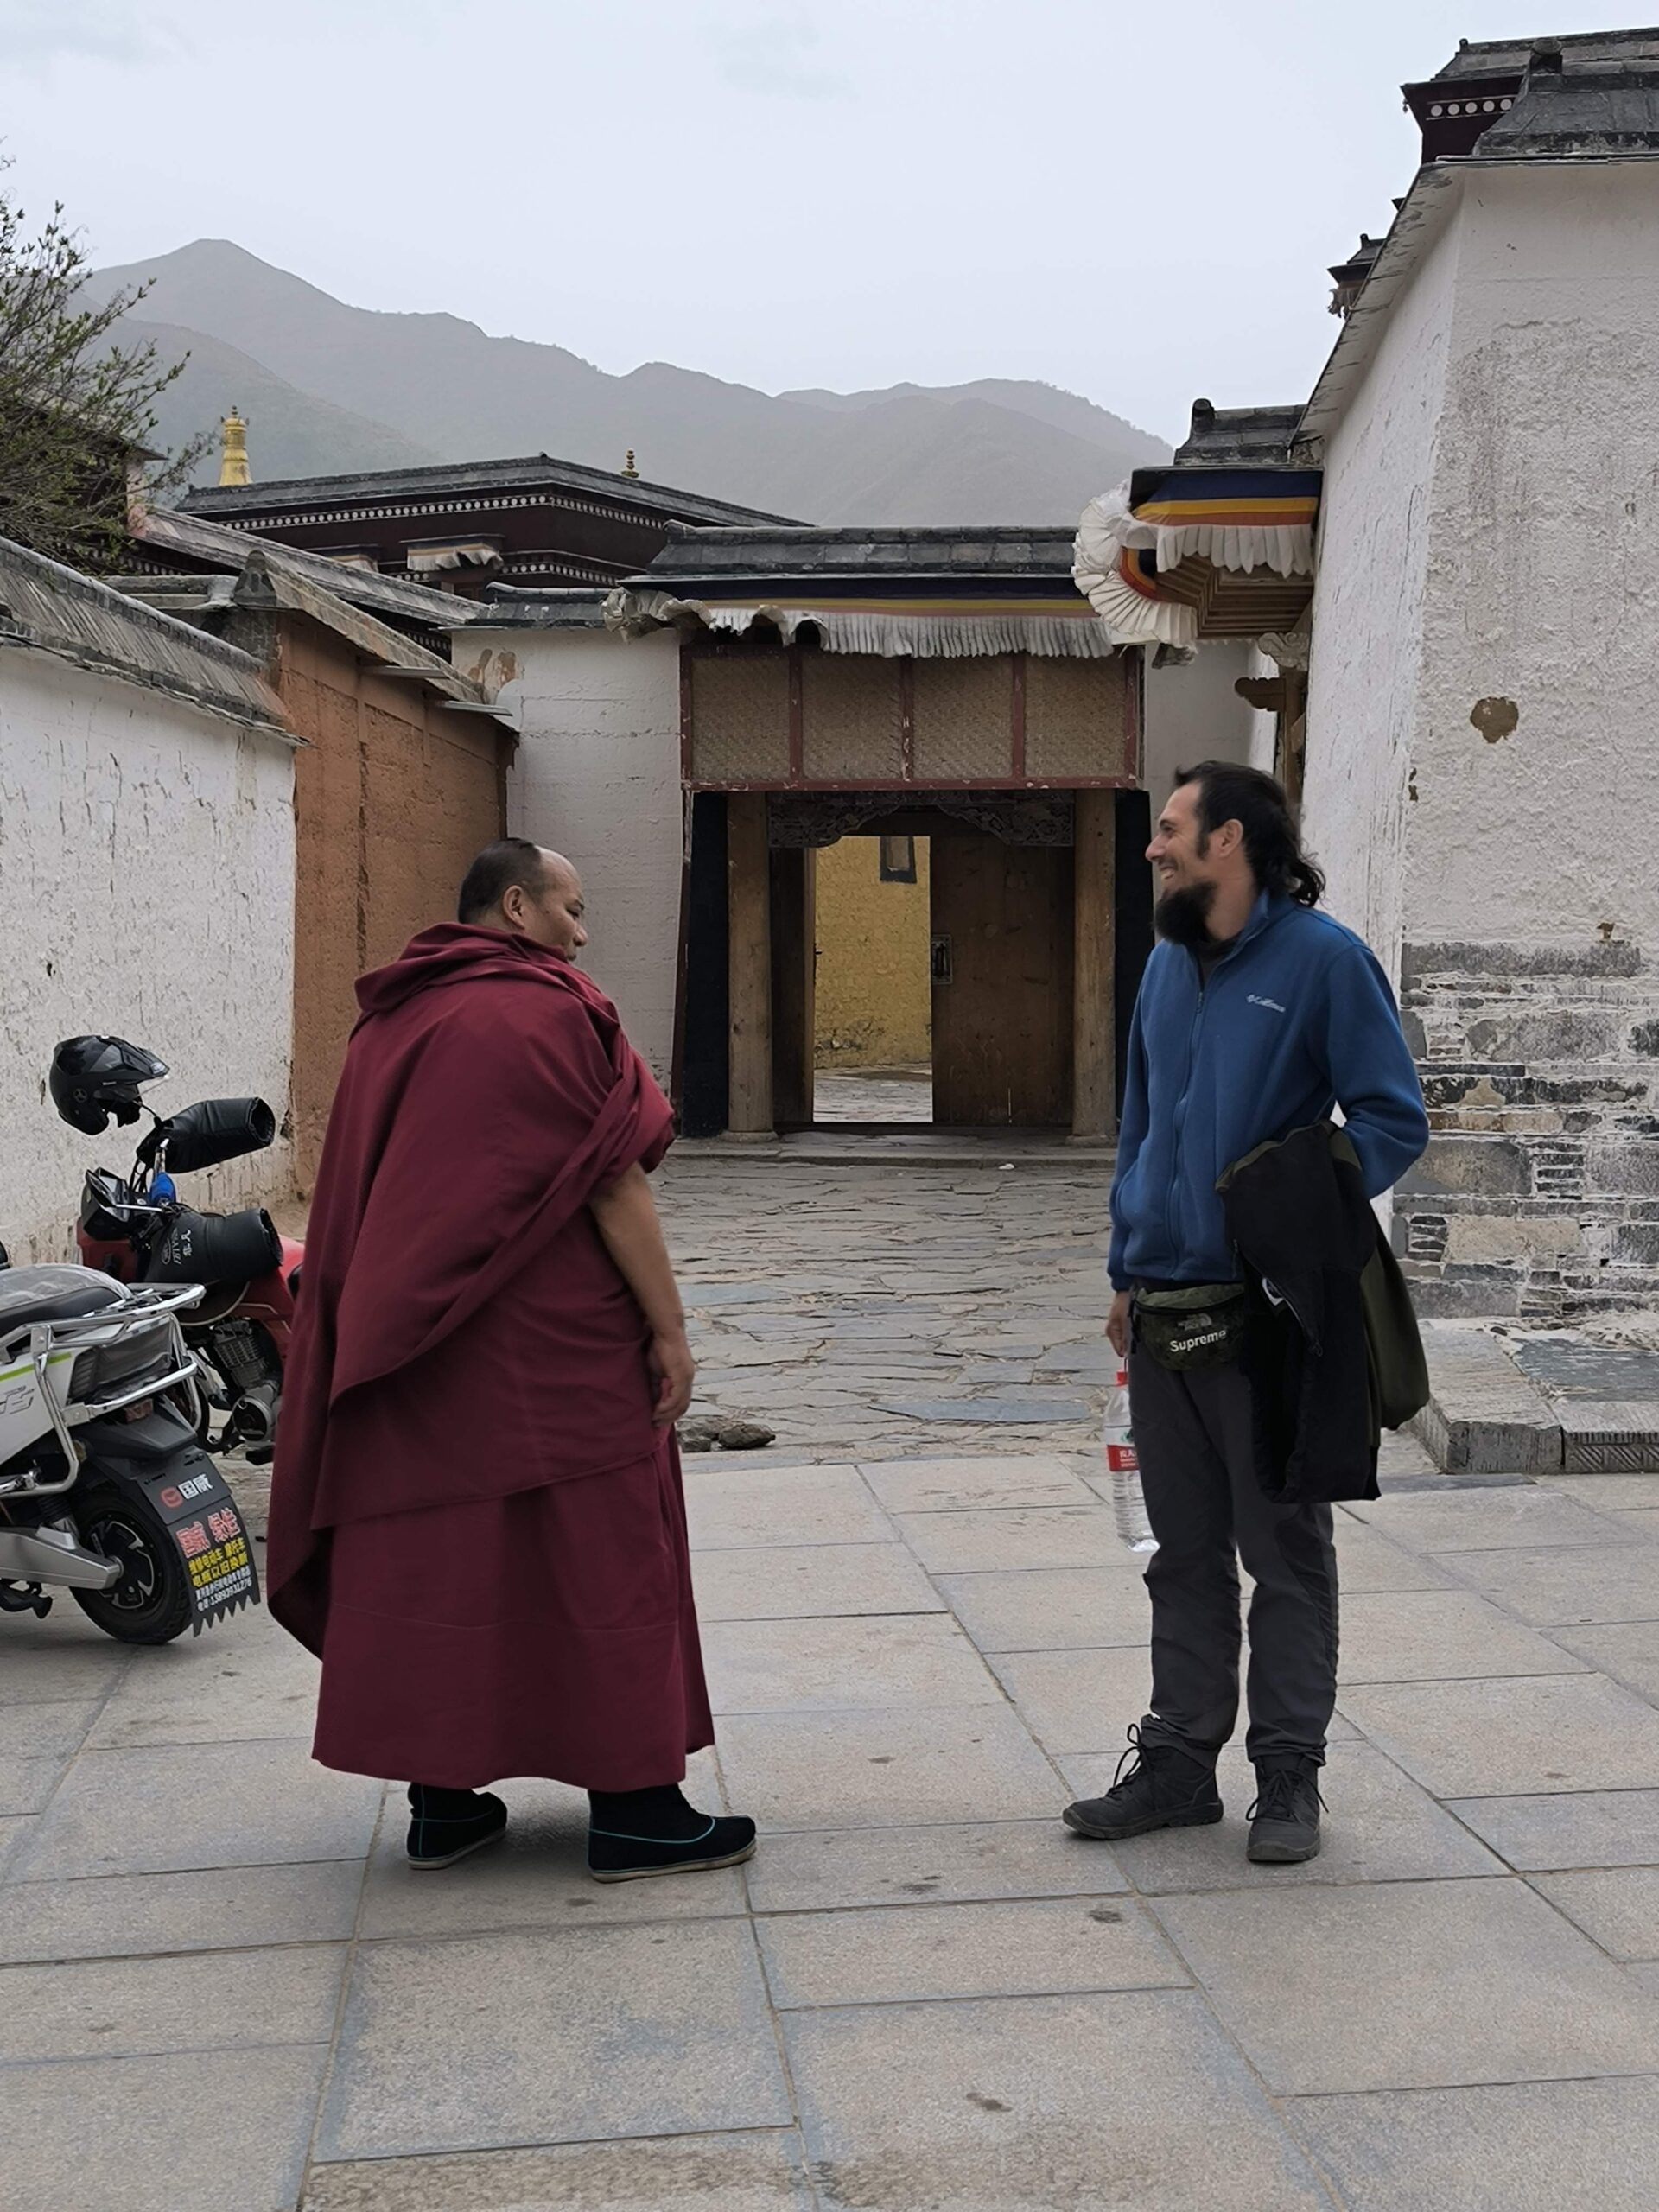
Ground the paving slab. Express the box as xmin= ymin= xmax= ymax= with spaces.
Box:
xmin=84 ymin=1612 xmax=321 ymax=1748
xmin=1091 ymin=1741 xmax=1503 ymax=1893
xmin=0 ymin=1941 xmax=346 ymax=2063
xmin=702 ymin=1613 xmax=1000 ymax=1715
xmin=0 ymin=1817 xmax=31 ymax=1877
xmin=0 ymin=2043 xmax=330 ymax=2212
xmin=683 ymin=1465 xmax=893 ymax=1549
xmin=782 ymin=1990 xmax=1333 ymax=2210
xmin=895 ymin=1504 xmax=1123 ymax=1573
xmin=1527 ymin=1866 xmax=1659 ymax=1961
xmin=1329 ymin=1519 xmax=1458 ymax=1592
xmin=14 ymin=1739 xmax=385 ymax=1880
xmin=1346 ymin=1485 xmax=1621 ymax=1552
xmin=758 ymin=1895 xmax=1187 ymax=2008
xmin=0 ymin=1624 xmax=132 ymax=1703
xmin=1339 ymin=1672 xmax=1659 ymax=1797
xmin=937 ymin=1564 xmax=1154 ymax=1654
xmin=1548 ymin=1471 xmax=1659 ymax=1510
xmin=1336 ymin=1588 xmax=1588 ymax=1684
xmin=1154 ymin=1876 xmax=1659 ymax=2094
xmin=713 ymin=1705 xmax=1059 ymax=1831
xmin=988 ymin=1647 xmax=1154 ymax=1754
xmin=1289 ymin=2076 xmax=1659 ymax=2212
xmin=1434 ymin=1541 xmax=1659 ymax=1626
xmin=1550 ymin=1618 xmax=1659 ymax=1702
xmin=303 ymin=2133 xmax=817 ymax=2211
xmin=1446 ymin=1789 xmax=1659 ymax=1871
xmin=318 ymin=1919 xmax=791 ymax=2160
xmin=0 ymin=1859 xmax=363 ymax=1965
xmin=857 ymin=1455 xmax=1096 ymax=1512
xmin=874 ymin=1394 xmax=1092 ymax=1425
xmin=745 ymin=1818 xmax=1129 ymax=1914
xmin=690 ymin=1541 xmax=944 ymax=1620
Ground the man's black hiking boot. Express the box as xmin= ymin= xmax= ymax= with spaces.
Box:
xmin=1063 ymin=1721 xmax=1223 ymax=1841
xmin=406 ymin=1783 xmax=508 ymax=1868
xmin=1246 ymin=1756 xmax=1325 ymax=1864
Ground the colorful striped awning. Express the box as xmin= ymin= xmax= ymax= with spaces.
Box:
xmin=1073 ymin=469 xmax=1321 ymax=649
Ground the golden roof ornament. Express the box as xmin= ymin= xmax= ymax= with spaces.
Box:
xmin=621 ymin=448 xmax=639 ymax=480
xmin=219 ymin=408 xmax=251 ymax=486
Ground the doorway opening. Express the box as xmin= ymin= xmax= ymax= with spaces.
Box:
xmin=812 ymin=833 xmax=933 ymax=1124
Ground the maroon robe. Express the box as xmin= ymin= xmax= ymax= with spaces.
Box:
xmin=267 ymin=923 xmax=711 ymax=1791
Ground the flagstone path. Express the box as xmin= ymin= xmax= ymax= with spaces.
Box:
xmin=6 ymin=1157 xmax=1659 ymax=2209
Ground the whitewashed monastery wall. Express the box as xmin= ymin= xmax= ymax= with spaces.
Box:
xmin=1308 ymin=163 xmax=1659 ymax=1317
xmin=479 ymin=626 xmax=683 ymax=1084
xmin=0 ymin=650 xmax=296 ymax=1263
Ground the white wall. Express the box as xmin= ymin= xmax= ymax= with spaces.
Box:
xmin=1404 ymin=162 xmax=1659 ymax=947
xmin=477 ymin=626 xmax=683 ymax=1082
xmin=1300 ymin=206 xmax=1463 ymax=969
xmin=0 ymin=650 xmax=296 ymax=1263
xmin=1142 ymin=639 xmax=1255 ymax=804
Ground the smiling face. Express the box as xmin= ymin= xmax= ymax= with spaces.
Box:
xmin=1148 ymin=778 xmax=1250 ymax=947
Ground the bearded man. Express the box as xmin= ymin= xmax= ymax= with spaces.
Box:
xmin=1065 ymin=765 xmax=1427 ymax=1866
xmin=269 ymin=839 xmax=753 ymax=1882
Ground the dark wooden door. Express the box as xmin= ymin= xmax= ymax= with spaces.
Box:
xmin=930 ymin=831 xmax=1073 ymax=1125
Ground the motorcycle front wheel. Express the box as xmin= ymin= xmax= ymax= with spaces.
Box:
xmin=71 ymin=1484 xmax=194 ymax=1643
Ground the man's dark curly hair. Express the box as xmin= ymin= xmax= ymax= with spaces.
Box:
xmin=1174 ymin=761 xmax=1325 ymax=907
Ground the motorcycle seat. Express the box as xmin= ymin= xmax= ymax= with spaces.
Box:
xmin=0 ymin=1264 xmax=126 ymax=1338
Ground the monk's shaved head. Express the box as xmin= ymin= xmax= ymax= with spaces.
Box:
xmin=458 ymin=838 xmax=588 ymax=958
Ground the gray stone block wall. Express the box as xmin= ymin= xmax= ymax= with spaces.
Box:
xmin=1395 ymin=938 xmax=1659 ymax=1320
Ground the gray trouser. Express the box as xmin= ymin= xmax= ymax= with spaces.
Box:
xmin=1128 ymin=1346 xmax=1338 ymax=1764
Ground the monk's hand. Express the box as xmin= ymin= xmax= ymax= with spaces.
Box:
xmin=650 ymin=1327 xmax=697 ymax=1426
xmin=1106 ymin=1290 xmax=1131 ymax=1360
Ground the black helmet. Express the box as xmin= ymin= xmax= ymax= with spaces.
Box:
xmin=49 ymin=1036 xmax=168 ymax=1135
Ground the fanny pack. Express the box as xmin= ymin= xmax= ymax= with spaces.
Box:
xmin=1134 ymin=1282 xmax=1249 ymax=1370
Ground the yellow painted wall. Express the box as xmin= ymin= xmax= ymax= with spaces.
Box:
xmin=814 ymin=836 xmax=931 ymax=1067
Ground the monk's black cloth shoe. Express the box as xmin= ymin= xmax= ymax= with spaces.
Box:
xmin=1063 ymin=1720 xmax=1223 ymax=1841
xmin=1246 ymin=1756 xmax=1325 ymax=1864
xmin=406 ymin=1783 xmax=508 ymax=1868
xmin=587 ymin=1783 xmax=757 ymax=1882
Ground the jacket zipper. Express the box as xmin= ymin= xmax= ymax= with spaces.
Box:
xmin=1164 ymin=957 xmax=1209 ymax=1263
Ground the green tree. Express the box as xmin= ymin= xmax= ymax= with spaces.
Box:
xmin=0 ymin=171 xmax=202 ymax=572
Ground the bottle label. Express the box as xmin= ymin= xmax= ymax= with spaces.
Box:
xmin=1104 ymin=1442 xmax=1139 ymax=1471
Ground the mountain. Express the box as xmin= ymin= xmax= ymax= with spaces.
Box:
xmin=92 ymin=240 xmax=1170 ymax=523
xmin=117 ymin=317 xmax=438 ymax=481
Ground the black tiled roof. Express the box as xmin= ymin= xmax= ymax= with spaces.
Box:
xmin=181 ymin=454 xmax=796 ymax=530
xmin=1433 ymin=28 xmax=1659 ymax=80
xmin=642 ymin=524 xmax=1081 ymax=589
xmin=1172 ymin=402 xmax=1302 ymax=468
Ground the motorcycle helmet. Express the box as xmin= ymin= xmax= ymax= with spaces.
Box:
xmin=49 ymin=1036 xmax=169 ymax=1135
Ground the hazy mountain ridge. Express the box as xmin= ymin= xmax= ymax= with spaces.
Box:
xmin=94 ymin=240 xmax=1170 ymax=523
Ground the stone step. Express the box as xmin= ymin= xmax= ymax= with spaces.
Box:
xmin=1410 ymin=1322 xmax=1561 ymax=1475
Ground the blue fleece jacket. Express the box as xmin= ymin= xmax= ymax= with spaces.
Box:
xmin=1108 ymin=892 xmax=1429 ymax=1290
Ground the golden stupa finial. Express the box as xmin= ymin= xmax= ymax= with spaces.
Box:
xmin=219 ymin=408 xmax=251 ymax=487
xmin=621 ymin=448 xmax=639 ymax=480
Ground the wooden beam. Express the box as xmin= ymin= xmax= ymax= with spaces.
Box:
xmin=727 ymin=791 xmax=774 ymax=1135
xmin=1071 ymin=788 xmax=1116 ymax=1141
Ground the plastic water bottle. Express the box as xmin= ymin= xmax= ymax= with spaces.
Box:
xmin=1103 ymin=1365 xmax=1158 ymax=1554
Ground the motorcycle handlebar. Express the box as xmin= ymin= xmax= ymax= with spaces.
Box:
xmin=139 ymin=1097 xmax=276 ymax=1174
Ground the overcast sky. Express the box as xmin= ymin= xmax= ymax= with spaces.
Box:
xmin=2 ymin=1 xmax=1634 ymax=442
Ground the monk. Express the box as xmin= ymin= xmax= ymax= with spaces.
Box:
xmin=268 ymin=838 xmax=754 ymax=1881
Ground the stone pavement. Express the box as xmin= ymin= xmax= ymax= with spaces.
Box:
xmin=659 ymin=1154 xmax=1117 ymax=1461
xmin=8 ymin=1155 xmax=1659 ymax=2209
xmin=10 ymin=1446 xmax=1659 ymax=2206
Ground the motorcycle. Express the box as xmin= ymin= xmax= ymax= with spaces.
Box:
xmin=50 ymin=1037 xmax=303 ymax=1464
xmin=0 ymin=1253 xmax=259 ymax=1642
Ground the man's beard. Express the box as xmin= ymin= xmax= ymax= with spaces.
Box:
xmin=1154 ymin=880 xmax=1217 ymax=948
